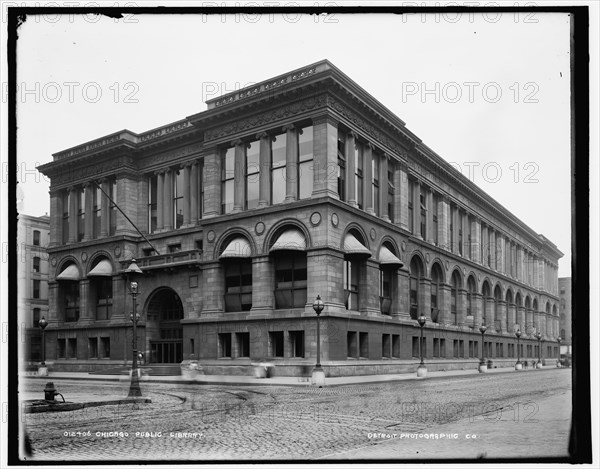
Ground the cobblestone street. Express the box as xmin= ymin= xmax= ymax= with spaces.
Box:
xmin=21 ymin=369 xmax=571 ymax=461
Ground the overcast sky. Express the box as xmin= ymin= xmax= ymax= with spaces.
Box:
xmin=12 ymin=10 xmax=574 ymax=276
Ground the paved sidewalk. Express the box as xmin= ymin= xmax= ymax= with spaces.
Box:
xmin=20 ymin=364 xmax=565 ymax=388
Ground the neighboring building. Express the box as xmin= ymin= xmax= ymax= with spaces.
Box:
xmin=37 ymin=60 xmax=563 ymax=375
xmin=17 ymin=213 xmax=50 ymax=365
xmin=558 ymin=277 xmax=572 ymax=356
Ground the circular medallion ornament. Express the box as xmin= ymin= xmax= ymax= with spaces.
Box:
xmin=255 ymin=222 xmax=265 ymax=236
xmin=331 ymin=213 xmax=339 ymax=227
xmin=401 ymin=241 xmax=406 ymax=252
xmin=370 ymin=228 xmax=376 ymax=241
xmin=207 ymin=230 xmax=216 ymax=242
xmin=425 ymin=253 xmax=430 ymax=263
xmin=50 ymin=257 xmax=57 ymax=267
xmin=114 ymin=246 xmax=121 ymax=258
xmin=310 ymin=212 xmax=321 ymax=227
xmin=81 ymin=252 xmax=88 ymax=262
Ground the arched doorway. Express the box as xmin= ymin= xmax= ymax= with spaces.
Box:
xmin=146 ymin=288 xmax=184 ymax=364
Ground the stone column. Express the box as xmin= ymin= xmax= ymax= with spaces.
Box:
xmin=471 ymin=217 xmax=481 ymax=263
xmin=457 ymin=288 xmax=467 ymax=326
xmin=418 ymin=277 xmax=431 ymax=321
xmin=398 ymin=162 xmax=409 ymax=230
xmin=472 ymin=292 xmax=483 ymax=327
xmin=49 ymin=190 xmax=62 ymax=247
xmin=250 ymin=256 xmax=273 ymax=314
xmin=486 ymin=296 xmax=496 ymax=331
xmin=380 ymin=154 xmax=390 ymax=221
xmin=182 ymin=163 xmax=191 ymax=226
xmin=439 ymin=197 xmax=449 ymax=251
xmin=79 ymin=279 xmax=92 ymax=324
xmin=156 ymin=171 xmax=164 ymax=231
xmin=345 ymin=131 xmax=357 ymax=207
xmin=363 ymin=143 xmax=374 ymax=214
xmin=201 ymin=262 xmax=224 ymax=314
xmin=47 ymin=282 xmax=59 ymax=323
xmin=507 ymin=302 xmax=516 ymax=333
xmin=68 ymin=187 xmax=78 ymax=243
xmin=516 ymin=305 xmax=526 ymax=333
xmin=233 ymin=139 xmax=246 ymax=212
xmin=283 ymin=125 xmax=298 ymax=203
xmin=202 ymin=149 xmax=221 ymax=218
xmin=257 ymin=132 xmax=272 ymax=206
xmin=83 ymin=183 xmax=94 ymax=241
xmin=438 ymin=283 xmax=451 ymax=325
xmin=360 ymin=259 xmax=381 ymax=314
xmin=191 ymin=161 xmax=200 ymax=223
xmin=496 ymin=299 xmax=507 ymax=333
xmin=307 ymin=249 xmax=346 ymax=313
xmin=164 ymin=168 xmax=173 ymax=230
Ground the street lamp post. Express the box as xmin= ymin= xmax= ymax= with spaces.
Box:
xmin=535 ymin=331 xmax=542 ymax=368
xmin=311 ymin=295 xmax=325 ymax=387
xmin=124 ymin=259 xmax=143 ymax=398
xmin=515 ymin=327 xmax=522 ymax=370
xmin=417 ymin=315 xmax=427 ymax=378
xmin=38 ymin=316 xmax=48 ymax=376
xmin=479 ymin=324 xmax=487 ymax=373
xmin=557 ymin=336 xmax=562 ymax=367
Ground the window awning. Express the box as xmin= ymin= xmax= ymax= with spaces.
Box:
xmin=343 ymin=233 xmax=372 ymax=258
xmin=56 ymin=264 xmax=80 ymax=281
xmin=270 ymin=228 xmax=306 ymax=252
xmin=87 ymin=259 xmax=113 ymax=277
xmin=220 ymin=237 xmax=252 ymax=259
xmin=378 ymin=246 xmax=403 ymax=267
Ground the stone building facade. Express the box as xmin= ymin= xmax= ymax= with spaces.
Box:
xmin=17 ymin=213 xmax=50 ymax=365
xmin=38 ymin=61 xmax=562 ymax=375
xmin=558 ymin=277 xmax=572 ymax=356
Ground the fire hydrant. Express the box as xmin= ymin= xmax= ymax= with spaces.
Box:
xmin=44 ymin=382 xmax=60 ymax=401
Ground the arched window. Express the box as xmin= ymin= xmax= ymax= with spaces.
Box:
xmin=467 ymin=276 xmax=476 ymax=318
xmin=430 ymin=263 xmax=443 ymax=323
xmin=525 ymin=296 xmax=532 ymax=333
xmin=450 ymin=271 xmax=461 ymax=325
xmin=409 ymin=256 xmax=424 ymax=320
xmin=220 ymin=236 xmax=253 ymax=312
xmin=379 ymin=244 xmax=402 ymax=315
xmin=343 ymin=231 xmax=371 ymax=311
xmin=271 ymin=228 xmax=308 ymax=309
xmin=87 ymin=257 xmax=113 ymax=320
xmin=494 ymin=285 xmax=502 ymax=331
xmin=147 ymin=288 xmax=184 ymax=363
xmin=506 ymin=290 xmax=513 ymax=331
xmin=56 ymin=262 xmax=80 ymax=322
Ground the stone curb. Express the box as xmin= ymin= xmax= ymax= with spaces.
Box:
xmin=24 ymin=398 xmax=152 ymax=413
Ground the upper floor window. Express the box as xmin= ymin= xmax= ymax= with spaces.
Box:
xmin=355 ymin=143 xmax=363 ymax=209
xmin=33 ymin=256 xmax=40 ymax=273
xmin=372 ymin=153 xmax=380 ymax=215
xmin=458 ymin=212 xmax=463 ymax=256
xmin=344 ymin=259 xmax=360 ymax=311
xmin=33 ymin=230 xmax=40 ymax=246
xmin=33 ymin=279 xmax=40 ymax=299
xmin=387 ymin=163 xmax=395 ymax=222
xmin=408 ymin=179 xmax=414 ymax=233
xmin=77 ymin=187 xmax=85 ymax=242
xmin=432 ymin=194 xmax=439 ymax=245
xmin=298 ymin=126 xmax=314 ymax=200
xmin=224 ymin=260 xmax=253 ymax=312
xmin=221 ymin=147 xmax=235 ymax=214
xmin=33 ymin=308 xmax=40 ymax=328
xmin=420 ymin=187 xmax=426 ymax=239
xmin=337 ymin=130 xmax=346 ymax=201
xmin=430 ymin=264 xmax=442 ymax=323
xmin=93 ymin=185 xmax=102 ymax=238
xmin=148 ymin=174 xmax=158 ymax=233
xmin=271 ymin=133 xmax=287 ymax=205
xmin=62 ymin=191 xmax=70 ymax=244
xmin=108 ymin=180 xmax=117 ymax=236
xmin=174 ymin=169 xmax=185 ymax=229
xmin=450 ymin=271 xmax=460 ymax=325
xmin=409 ymin=256 xmax=424 ymax=320
xmin=274 ymin=252 xmax=307 ymax=309
xmin=246 ymin=140 xmax=260 ymax=209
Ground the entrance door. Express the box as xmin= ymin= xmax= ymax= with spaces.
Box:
xmin=146 ymin=288 xmax=184 ymax=364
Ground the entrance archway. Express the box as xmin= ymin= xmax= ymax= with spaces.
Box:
xmin=146 ymin=288 xmax=184 ymax=364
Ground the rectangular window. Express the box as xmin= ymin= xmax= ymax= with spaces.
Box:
xmin=433 ymin=338 xmax=440 ymax=358
xmin=271 ymin=133 xmax=287 ymax=205
xmin=274 ymin=253 xmax=307 ymax=309
xmin=432 ymin=194 xmax=438 ymax=245
xmin=246 ymin=140 xmax=260 ymax=209
xmin=269 ymin=331 xmax=284 ymax=357
xmin=372 ymin=154 xmax=380 ymax=215
xmin=62 ymin=191 xmax=70 ymax=244
xmin=29 ymin=335 xmax=41 ymax=361
xmin=224 ymin=261 xmax=253 ymax=312
xmin=64 ymin=281 xmax=80 ymax=322
xmin=420 ymin=187 xmax=426 ymax=239
xmin=218 ymin=333 xmax=232 ymax=358
xmin=298 ymin=126 xmax=314 ymax=199
xmin=359 ymin=332 xmax=368 ymax=358
xmin=198 ymin=159 xmax=204 ymax=220
xmin=95 ymin=277 xmax=113 ymax=320
xmin=33 ymin=279 xmax=40 ymax=299
xmin=355 ymin=143 xmax=363 ymax=209
xmin=382 ymin=334 xmax=390 ymax=358
xmin=412 ymin=336 xmax=419 ymax=358
xmin=168 ymin=244 xmax=181 ymax=253
xmin=459 ymin=340 xmax=464 ymax=358
xmin=392 ymin=334 xmax=400 ymax=358
xmin=33 ymin=257 xmax=40 ymax=273
xmin=458 ymin=215 xmax=463 ymax=256
xmin=221 ymin=147 xmax=235 ymax=214
xmin=379 ymin=268 xmax=392 ymax=315
xmin=236 ymin=333 xmax=250 ymax=358
xmin=408 ymin=179 xmax=414 ymax=232
xmin=174 ymin=169 xmax=185 ymax=229
xmin=57 ymin=339 xmax=66 ymax=359
xmin=474 ymin=341 xmax=479 ymax=358
xmin=337 ymin=131 xmax=346 ymax=202
xmin=32 ymin=308 xmax=40 ymax=328
xmin=108 ymin=181 xmax=117 ymax=236
xmin=289 ymin=331 xmax=305 ymax=358
xmin=33 ymin=230 xmax=41 ymax=246
xmin=77 ymin=187 xmax=85 ymax=242
xmin=453 ymin=340 xmax=459 ymax=358
xmin=388 ymin=164 xmax=395 ymax=222
xmin=440 ymin=338 xmax=446 ymax=358
xmin=344 ymin=260 xmax=359 ymax=310
xmin=347 ymin=331 xmax=358 ymax=358
xmin=147 ymin=175 xmax=157 ymax=233
xmin=67 ymin=338 xmax=77 ymax=359
xmin=100 ymin=337 xmax=110 ymax=358
xmin=93 ymin=186 xmax=101 ymax=238
xmin=89 ymin=338 xmax=98 ymax=359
